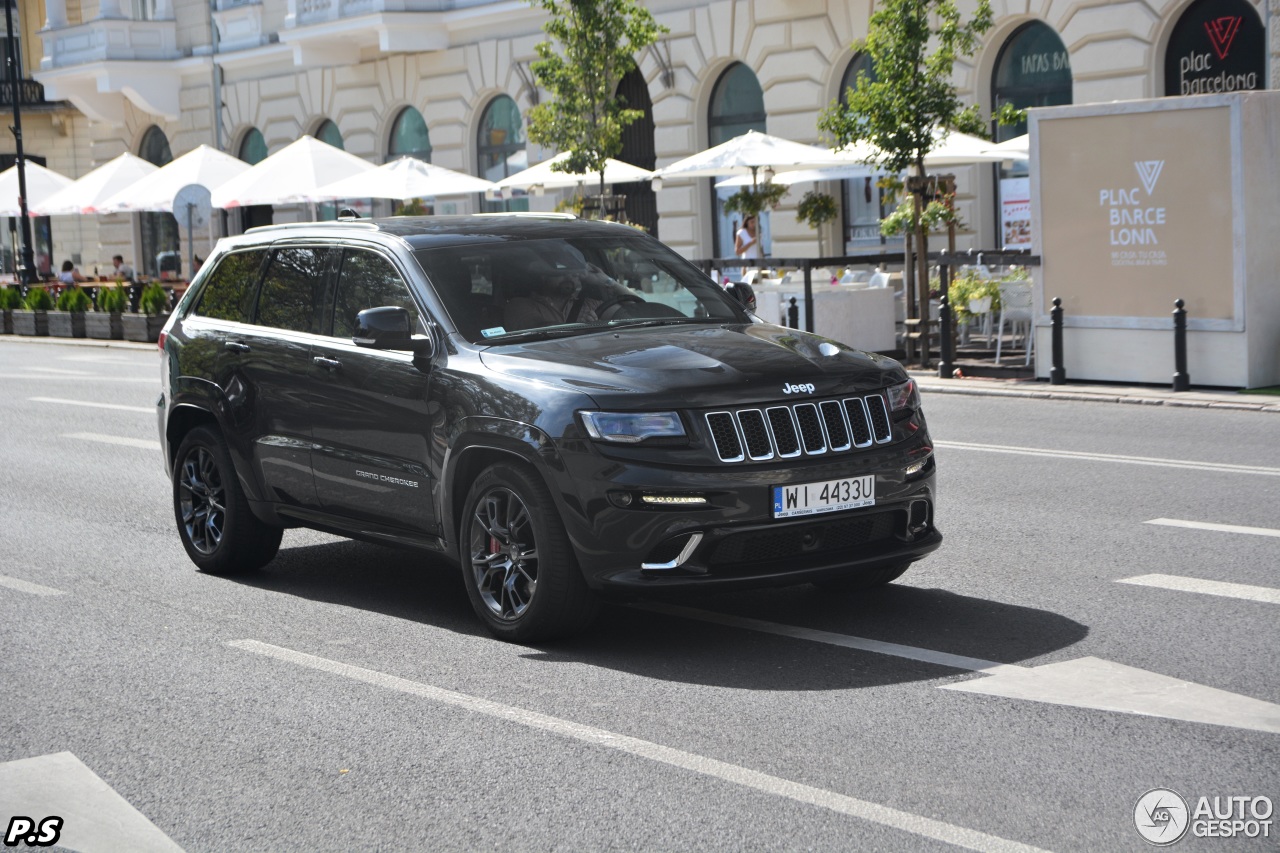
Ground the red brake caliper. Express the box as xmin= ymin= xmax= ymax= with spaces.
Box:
xmin=489 ymin=536 xmax=500 ymax=555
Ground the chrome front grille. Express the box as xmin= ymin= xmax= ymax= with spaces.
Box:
xmin=705 ymin=394 xmax=893 ymax=463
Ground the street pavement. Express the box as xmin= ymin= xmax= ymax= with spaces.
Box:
xmin=1 ymin=337 xmax=1277 ymax=852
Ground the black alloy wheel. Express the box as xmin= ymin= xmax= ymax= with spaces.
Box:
xmin=462 ymin=463 xmax=598 ymax=642
xmin=173 ymin=426 xmax=282 ymax=574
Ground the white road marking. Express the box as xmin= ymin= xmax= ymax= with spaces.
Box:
xmin=27 ymin=366 xmax=94 ymax=375
xmin=1144 ymin=517 xmax=1280 ymax=538
xmin=31 ymin=396 xmax=153 ymax=414
xmin=230 ymin=639 xmax=1047 ymax=853
xmin=63 ymin=432 xmax=161 ymax=450
xmin=646 ymin=605 xmax=1280 ymax=734
xmin=0 ymin=752 xmax=184 ymax=853
xmin=934 ymin=440 xmax=1280 ymax=477
xmin=8 ymin=374 xmax=157 ymax=383
xmin=1117 ymin=574 xmax=1280 ymax=605
xmin=0 ymin=574 xmax=65 ymax=596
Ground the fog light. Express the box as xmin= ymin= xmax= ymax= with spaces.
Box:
xmin=641 ymin=494 xmax=708 ymax=506
xmin=608 ymin=491 xmax=633 ymax=508
xmin=905 ymin=454 xmax=932 ymax=477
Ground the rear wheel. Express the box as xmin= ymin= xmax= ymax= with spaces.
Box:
xmin=461 ymin=463 xmax=598 ymax=642
xmin=173 ymin=425 xmax=282 ymax=574
xmin=813 ymin=562 xmax=911 ymax=594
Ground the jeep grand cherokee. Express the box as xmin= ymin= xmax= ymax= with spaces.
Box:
xmin=158 ymin=215 xmax=939 ymax=641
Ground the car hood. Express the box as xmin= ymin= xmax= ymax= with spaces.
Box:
xmin=477 ymin=322 xmax=906 ymax=407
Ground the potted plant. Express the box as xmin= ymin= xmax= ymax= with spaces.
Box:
xmin=50 ymin=286 xmax=91 ymax=338
xmin=796 ymin=190 xmax=839 ymax=259
xmin=13 ymin=286 xmax=53 ymax=336
xmin=87 ymin=283 xmax=127 ymax=340
xmin=123 ymin=282 xmax=171 ymax=343
xmin=0 ymin=285 xmax=21 ymax=334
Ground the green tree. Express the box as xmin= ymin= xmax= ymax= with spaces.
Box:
xmin=527 ymin=0 xmax=666 ymax=202
xmin=818 ymin=0 xmax=993 ymax=358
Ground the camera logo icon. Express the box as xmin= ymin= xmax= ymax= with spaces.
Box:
xmin=1135 ymin=788 xmax=1190 ymax=846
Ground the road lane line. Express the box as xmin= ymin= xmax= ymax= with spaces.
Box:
xmin=31 ymin=397 xmax=153 ymax=414
xmin=230 ymin=639 xmax=1047 ymax=853
xmin=1117 ymin=574 xmax=1280 ymax=605
xmin=0 ymin=574 xmax=65 ymax=596
xmin=27 ymin=366 xmax=94 ymax=375
xmin=8 ymin=374 xmax=157 ymax=383
xmin=635 ymin=603 xmax=1024 ymax=674
xmin=934 ymin=440 xmax=1280 ymax=477
xmin=63 ymin=432 xmax=161 ymax=451
xmin=1144 ymin=518 xmax=1280 ymax=538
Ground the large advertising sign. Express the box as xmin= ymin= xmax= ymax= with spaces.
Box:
xmin=1164 ymin=0 xmax=1264 ymax=97
xmin=1037 ymin=105 xmax=1235 ymax=322
xmin=999 ymin=178 xmax=1032 ymax=249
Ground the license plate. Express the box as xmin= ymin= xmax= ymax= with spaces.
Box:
xmin=772 ymin=476 xmax=875 ymax=518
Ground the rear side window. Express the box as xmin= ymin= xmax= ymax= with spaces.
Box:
xmin=332 ymin=249 xmax=421 ymax=339
xmin=192 ymin=249 xmax=266 ymax=322
xmin=256 ymin=246 xmax=334 ymax=334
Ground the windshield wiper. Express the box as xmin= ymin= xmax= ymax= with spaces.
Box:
xmin=478 ymin=325 xmax=595 ymax=344
xmin=605 ymin=317 xmax=725 ymax=330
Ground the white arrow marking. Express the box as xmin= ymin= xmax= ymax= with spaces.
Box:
xmin=940 ymin=656 xmax=1280 ymax=734
xmin=0 ymin=752 xmax=184 ymax=853
xmin=640 ymin=604 xmax=1280 ymax=734
xmin=1145 ymin=517 xmax=1280 ymax=538
xmin=1118 ymin=573 xmax=1280 ymax=605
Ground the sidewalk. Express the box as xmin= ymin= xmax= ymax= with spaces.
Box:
xmin=908 ymin=369 xmax=1280 ymax=414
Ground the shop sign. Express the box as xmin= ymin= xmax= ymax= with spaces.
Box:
xmin=1164 ymin=0 xmax=1263 ymax=97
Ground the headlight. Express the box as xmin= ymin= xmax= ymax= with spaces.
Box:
xmin=580 ymin=411 xmax=687 ymax=444
xmin=885 ymin=378 xmax=919 ymax=412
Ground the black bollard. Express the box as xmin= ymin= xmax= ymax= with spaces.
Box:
xmin=1049 ymin=297 xmax=1065 ymax=385
xmin=937 ymin=294 xmax=953 ymax=378
xmin=787 ymin=297 xmax=799 ymax=328
xmin=1172 ymin=298 xmax=1189 ymax=392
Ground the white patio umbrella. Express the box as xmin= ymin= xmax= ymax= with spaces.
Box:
xmin=650 ymin=130 xmax=847 ymax=185
xmin=988 ymin=134 xmax=1030 ymax=159
xmin=493 ymin=151 xmax=653 ymax=192
xmin=32 ymin=153 xmax=159 ymax=215
xmin=210 ymin=136 xmax=375 ymax=208
xmin=316 ymin=156 xmax=495 ymax=201
xmin=0 ymin=162 xmax=75 ymax=217
xmin=96 ymin=145 xmax=252 ymax=213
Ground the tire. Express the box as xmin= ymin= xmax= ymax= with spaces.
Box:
xmin=813 ymin=562 xmax=912 ymax=594
xmin=460 ymin=463 xmax=599 ymax=642
xmin=173 ymin=425 xmax=282 ymax=575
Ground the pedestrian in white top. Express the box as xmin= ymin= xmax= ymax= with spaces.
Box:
xmin=734 ymin=215 xmax=760 ymax=260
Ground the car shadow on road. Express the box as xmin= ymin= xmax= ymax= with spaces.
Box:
xmin=233 ymin=538 xmax=1089 ymax=692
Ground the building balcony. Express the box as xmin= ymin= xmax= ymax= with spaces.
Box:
xmin=34 ymin=11 xmax=191 ymax=124
xmin=0 ymin=77 xmax=56 ymax=109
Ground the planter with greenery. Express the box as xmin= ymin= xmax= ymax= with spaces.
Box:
xmin=0 ymin=285 xmax=21 ymax=334
xmin=49 ymin=286 xmax=91 ymax=338
xmin=13 ymin=287 xmax=53 ymax=336
xmin=123 ymin=282 xmax=171 ymax=342
xmin=796 ymin=191 xmax=839 ymax=258
xmin=86 ymin=284 xmax=127 ymax=340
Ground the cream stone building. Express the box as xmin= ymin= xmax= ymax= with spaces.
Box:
xmin=2 ymin=0 xmax=1272 ymax=277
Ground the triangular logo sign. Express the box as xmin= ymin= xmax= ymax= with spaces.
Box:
xmin=1204 ymin=16 xmax=1242 ymax=61
xmin=1135 ymin=160 xmax=1164 ymax=196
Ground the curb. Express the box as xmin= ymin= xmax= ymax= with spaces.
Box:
xmin=911 ymin=377 xmax=1280 ymax=414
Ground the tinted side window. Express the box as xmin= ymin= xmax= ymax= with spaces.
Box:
xmin=256 ymin=247 xmax=333 ymax=334
xmin=332 ymin=249 xmax=421 ymax=338
xmin=192 ymin=250 xmax=266 ymax=322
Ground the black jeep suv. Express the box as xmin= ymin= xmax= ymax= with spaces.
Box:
xmin=158 ymin=215 xmax=939 ymax=641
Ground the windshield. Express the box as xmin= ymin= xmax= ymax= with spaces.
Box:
xmin=412 ymin=234 xmax=749 ymax=344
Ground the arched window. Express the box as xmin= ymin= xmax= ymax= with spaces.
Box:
xmin=991 ymin=22 xmax=1072 ymax=142
xmin=316 ymin=119 xmax=344 ymax=150
xmin=389 ymin=107 xmax=432 ymax=162
xmin=1163 ymin=0 xmax=1264 ymax=97
xmin=615 ymin=67 xmax=657 ymax=234
xmin=138 ymin=126 xmax=178 ymax=278
xmin=238 ymin=128 xmax=272 ymax=231
xmin=477 ymin=95 xmax=527 ymax=213
xmin=839 ymin=54 xmax=889 ymax=251
xmin=708 ymin=63 xmax=765 ymax=259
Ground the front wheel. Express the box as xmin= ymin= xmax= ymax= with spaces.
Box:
xmin=461 ymin=463 xmax=598 ymax=642
xmin=173 ymin=425 xmax=282 ymax=574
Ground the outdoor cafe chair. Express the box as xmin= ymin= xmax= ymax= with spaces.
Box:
xmin=994 ymin=281 xmax=1034 ymax=366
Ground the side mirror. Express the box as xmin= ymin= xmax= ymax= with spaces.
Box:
xmin=353 ymin=306 xmax=434 ymax=357
xmin=725 ymin=281 xmax=756 ymax=313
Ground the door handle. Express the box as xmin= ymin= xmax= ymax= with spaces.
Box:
xmin=224 ymin=340 xmax=250 ymax=352
xmin=313 ymin=356 xmax=342 ymax=371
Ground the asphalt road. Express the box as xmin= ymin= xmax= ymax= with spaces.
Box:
xmin=1 ymin=339 xmax=1276 ymax=852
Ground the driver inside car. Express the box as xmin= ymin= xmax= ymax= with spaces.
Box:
xmin=504 ymin=258 xmax=635 ymax=331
